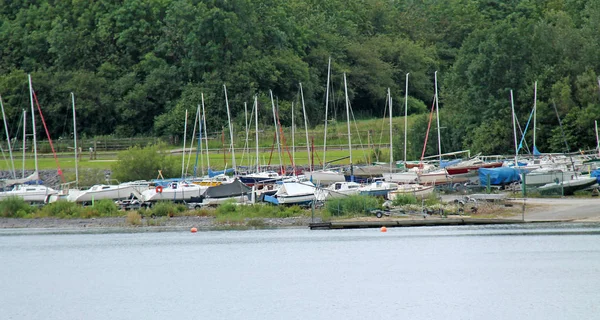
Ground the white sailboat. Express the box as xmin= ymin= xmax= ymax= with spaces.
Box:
xmin=0 ymin=184 xmax=57 ymax=203
xmin=307 ymin=58 xmax=345 ymax=185
xmin=142 ymin=181 xmax=207 ymax=202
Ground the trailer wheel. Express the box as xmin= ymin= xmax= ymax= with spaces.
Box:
xmin=376 ymin=211 xmax=383 ymax=218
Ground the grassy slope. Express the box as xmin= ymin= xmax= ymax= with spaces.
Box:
xmin=2 ymin=116 xmax=417 ymax=171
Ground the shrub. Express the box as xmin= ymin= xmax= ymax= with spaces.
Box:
xmin=216 ymin=201 xmax=237 ymax=215
xmin=126 ymin=211 xmax=142 ymax=225
xmin=93 ymin=199 xmax=120 ymax=216
xmin=151 ymin=201 xmax=178 ymax=217
xmin=325 ymin=195 xmax=379 ymax=216
xmin=424 ymin=193 xmax=441 ymax=206
xmin=0 ymin=196 xmax=32 ymax=218
xmin=39 ymin=200 xmax=83 ymax=218
xmin=391 ymin=194 xmax=418 ymax=206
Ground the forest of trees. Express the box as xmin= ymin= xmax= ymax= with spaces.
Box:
xmin=1 ymin=0 xmax=599 ymax=159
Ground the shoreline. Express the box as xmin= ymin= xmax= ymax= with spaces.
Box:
xmin=2 ymin=197 xmax=600 ymax=231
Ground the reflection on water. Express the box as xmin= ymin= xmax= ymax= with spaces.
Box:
xmin=1 ymin=223 xmax=600 ymax=320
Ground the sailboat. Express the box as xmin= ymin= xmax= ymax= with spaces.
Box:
xmin=306 ymin=58 xmax=345 ymax=185
xmin=238 ymin=95 xmax=283 ymax=186
xmin=536 ymin=98 xmax=596 ymax=195
xmin=0 ymin=75 xmax=57 ymax=202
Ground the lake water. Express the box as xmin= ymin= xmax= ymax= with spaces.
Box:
xmin=1 ymin=223 xmax=599 ymax=320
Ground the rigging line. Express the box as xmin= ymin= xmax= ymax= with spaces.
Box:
xmin=185 ymin=107 xmax=200 ymax=177
xmin=275 ymin=104 xmax=295 ymax=174
xmin=552 ymin=99 xmax=577 ymax=177
xmin=240 ymin=101 xmax=255 ymax=168
xmin=348 ymin=100 xmax=369 ymax=164
xmin=515 ymin=116 xmax=531 ymax=155
xmin=420 ymin=95 xmax=437 ymax=165
xmin=32 ymin=89 xmax=65 ymax=183
xmin=517 ymin=106 xmax=535 ymax=154
xmin=378 ymin=94 xmax=388 ymax=147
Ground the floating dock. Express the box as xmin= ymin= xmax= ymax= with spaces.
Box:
xmin=309 ymin=218 xmax=525 ymax=230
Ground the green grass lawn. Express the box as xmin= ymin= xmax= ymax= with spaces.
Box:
xmin=1 ymin=115 xmax=414 ymax=172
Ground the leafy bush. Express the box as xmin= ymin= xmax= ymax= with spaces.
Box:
xmin=151 ymin=201 xmax=178 ymax=217
xmin=39 ymin=201 xmax=83 ymax=218
xmin=391 ymin=194 xmax=418 ymax=206
xmin=0 ymin=196 xmax=33 ymax=218
xmin=215 ymin=201 xmax=238 ymax=215
xmin=126 ymin=211 xmax=142 ymax=225
xmin=424 ymin=193 xmax=441 ymax=206
xmin=111 ymin=142 xmax=180 ymax=182
xmin=325 ymin=195 xmax=379 ymax=216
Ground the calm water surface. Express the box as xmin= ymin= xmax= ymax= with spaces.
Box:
xmin=1 ymin=223 xmax=599 ymax=320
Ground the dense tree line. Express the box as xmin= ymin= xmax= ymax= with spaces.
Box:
xmin=1 ymin=0 xmax=599 ymax=158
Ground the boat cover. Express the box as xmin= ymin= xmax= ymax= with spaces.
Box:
xmin=440 ymin=159 xmax=461 ymax=168
xmin=276 ymin=182 xmax=315 ymax=196
xmin=479 ymin=168 xmax=521 ymax=185
xmin=208 ymin=168 xmax=235 ymax=177
xmin=204 ymin=179 xmax=251 ymax=198
xmin=591 ymin=169 xmax=600 ymax=183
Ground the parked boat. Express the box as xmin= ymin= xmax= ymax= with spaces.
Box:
xmin=239 ymin=171 xmax=282 ymax=186
xmin=0 ymin=184 xmax=57 ymax=203
xmin=387 ymin=184 xmax=434 ymax=200
xmin=316 ymin=181 xmax=361 ymax=200
xmin=142 ymin=181 xmax=206 ymax=202
xmin=359 ymin=180 xmax=398 ymax=199
xmin=306 ymin=169 xmax=346 ymax=186
xmin=263 ymin=181 xmax=316 ymax=205
xmin=537 ymin=175 xmax=597 ymax=195
xmin=197 ymin=179 xmax=253 ymax=206
xmin=61 ymin=182 xmax=147 ymax=203
xmin=191 ymin=174 xmax=234 ymax=187
xmin=444 ymin=156 xmax=503 ymax=175
xmin=523 ymin=167 xmax=574 ymax=187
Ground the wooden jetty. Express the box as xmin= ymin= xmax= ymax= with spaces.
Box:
xmin=309 ymin=218 xmax=525 ymax=230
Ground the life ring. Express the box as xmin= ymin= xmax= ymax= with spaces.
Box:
xmin=156 ymin=186 xmax=164 ymax=193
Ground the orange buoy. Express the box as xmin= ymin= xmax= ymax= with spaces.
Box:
xmin=380 ymin=226 xmax=387 ymax=232
xmin=191 ymin=227 xmax=197 ymax=233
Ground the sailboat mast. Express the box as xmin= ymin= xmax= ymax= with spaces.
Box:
xmin=291 ymin=101 xmax=295 ymax=168
xmin=270 ymin=90 xmax=283 ymax=172
xmin=195 ymin=104 xmax=203 ymax=177
xmin=300 ymin=83 xmax=311 ymax=172
xmin=201 ymin=93 xmax=210 ymax=172
xmin=22 ymin=109 xmax=26 ymax=178
xmin=223 ymin=85 xmax=236 ymax=171
xmin=181 ymin=109 xmax=188 ymax=178
xmin=434 ymin=71 xmax=442 ymax=164
xmin=388 ymin=88 xmax=393 ymax=173
xmin=323 ymin=57 xmax=331 ymax=165
xmin=511 ymin=90 xmax=518 ymax=166
xmin=0 ymin=95 xmax=16 ymax=178
xmin=244 ymin=101 xmax=249 ymax=167
xmin=71 ymin=93 xmax=78 ymax=186
xmin=254 ymin=95 xmax=260 ymax=173
xmin=186 ymin=105 xmax=200 ymax=177
xmin=404 ymin=73 xmax=409 ymax=166
xmin=27 ymin=74 xmax=39 ymax=178
xmin=533 ymin=81 xmax=537 ymax=153
xmin=594 ymin=120 xmax=600 ymax=156
xmin=344 ymin=73 xmax=352 ymax=182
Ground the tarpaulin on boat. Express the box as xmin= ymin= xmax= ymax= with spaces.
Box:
xmin=590 ymin=169 xmax=600 ymax=183
xmin=203 ymin=179 xmax=251 ymax=198
xmin=479 ymin=168 xmax=521 ymax=185
xmin=440 ymin=159 xmax=461 ymax=168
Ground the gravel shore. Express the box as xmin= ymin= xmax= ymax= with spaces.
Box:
xmin=0 ymin=215 xmax=317 ymax=231
xmin=2 ymin=196 xmax=600 ymax=231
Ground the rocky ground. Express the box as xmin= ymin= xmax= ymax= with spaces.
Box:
xmin=2 ymin=196 xmax=600 ymax=231
xmin=0 ymin=215 xmax=317 ymax=230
